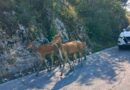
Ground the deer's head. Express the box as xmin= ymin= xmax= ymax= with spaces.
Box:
xmin=51 ymin=32 xmax=62 ymax=46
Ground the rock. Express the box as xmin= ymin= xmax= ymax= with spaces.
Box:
xmin=0 ymin=44 xmax=39 ymax=81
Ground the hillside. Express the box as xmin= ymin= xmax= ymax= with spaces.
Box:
xmin=0 ymin=0 xmax=129 ymax=84
xmin=0 ymin=0 xmax=129 ymax=51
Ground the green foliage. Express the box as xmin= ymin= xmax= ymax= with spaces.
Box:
xmin=77 ymin=0 xmax=128 ymax=50
xmin=0 ymin=0 xmax=128 ymax=51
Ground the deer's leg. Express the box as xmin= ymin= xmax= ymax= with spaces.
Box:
xmin=58 ymin=49 xmax=64 ymax=65
xmin=82 ymin=49 xmax=87 ymax=61
xmin=79 ymin=52 xmax=86 ymax=67
xmin=56 ymin=55 xmax=62 ymax=68
xmin=50 ymin=53 xmax=55 ymax=70
xmin=44 ymin=58 xmax=51 ymax=72
xmin=83 ymin=50 xmax=87 ymax=60
xmin=57 ymin=48 xmax=65 ymax=70
xmin=35 ymin=58 xmax=43 ymax=76
xmin=58 ymin=56 xmax=63 ymax=68
xmin=35 ymin=54 xmax=42 ymax=76
xmin=73 ymin=53 xmax=78 ymax=66
xmin=65 ymin=52 xmax=73 ymax=70
xmin=34 ymin=61 xmax=40 ymax=76
xmin=35 ymin=53 xmax=41 ymax=74
xmin=79 ymin=52 xmax=82 ymax=63
xmin=59 ymin=52 xmax=66 ymax=76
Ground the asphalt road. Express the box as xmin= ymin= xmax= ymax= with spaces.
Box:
xmin=0 ymin=46 xmax=130 ymax=90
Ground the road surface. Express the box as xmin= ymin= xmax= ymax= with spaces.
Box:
xmin=0 ymin=46 xmax=130 ymax=90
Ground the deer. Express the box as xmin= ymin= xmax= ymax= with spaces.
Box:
xmin=27 ymin=35 xmax=63 ymax=76
xmin=52 ymin=32 xmax=87 ymax=76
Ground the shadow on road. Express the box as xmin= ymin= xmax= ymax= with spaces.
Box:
xmin=52 ymin=47 xmax=130 ymax=90
xmin=0 ymin=47 xmax=130 ymax=90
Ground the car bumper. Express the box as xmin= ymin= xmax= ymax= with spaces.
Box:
xmin=118 ymin=44 xmax=130 ymax=49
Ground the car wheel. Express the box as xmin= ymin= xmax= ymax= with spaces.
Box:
xmin=118 ymin=45 xmax=123 ymax=50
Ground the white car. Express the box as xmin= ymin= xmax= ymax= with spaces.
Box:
xmin=118 ymin=29 xmax=130 ymax=49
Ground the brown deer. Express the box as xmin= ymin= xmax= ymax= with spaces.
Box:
xmin=27 ymin=35 xmax=63 ymax=75
xmin=52 ymin=33 xmax=87 ymax=75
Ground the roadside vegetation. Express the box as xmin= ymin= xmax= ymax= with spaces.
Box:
xmin=0 ymin=0 xmax=130 ymax=84
xmin=0 ymin=0 xmax=129 ymax=51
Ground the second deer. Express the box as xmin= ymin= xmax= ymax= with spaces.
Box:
xmin=52 ymin=32 xmax=87 ymax=76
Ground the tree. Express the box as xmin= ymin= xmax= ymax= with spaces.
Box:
xmin=77 ymin=0 xmax=128 ymax=50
